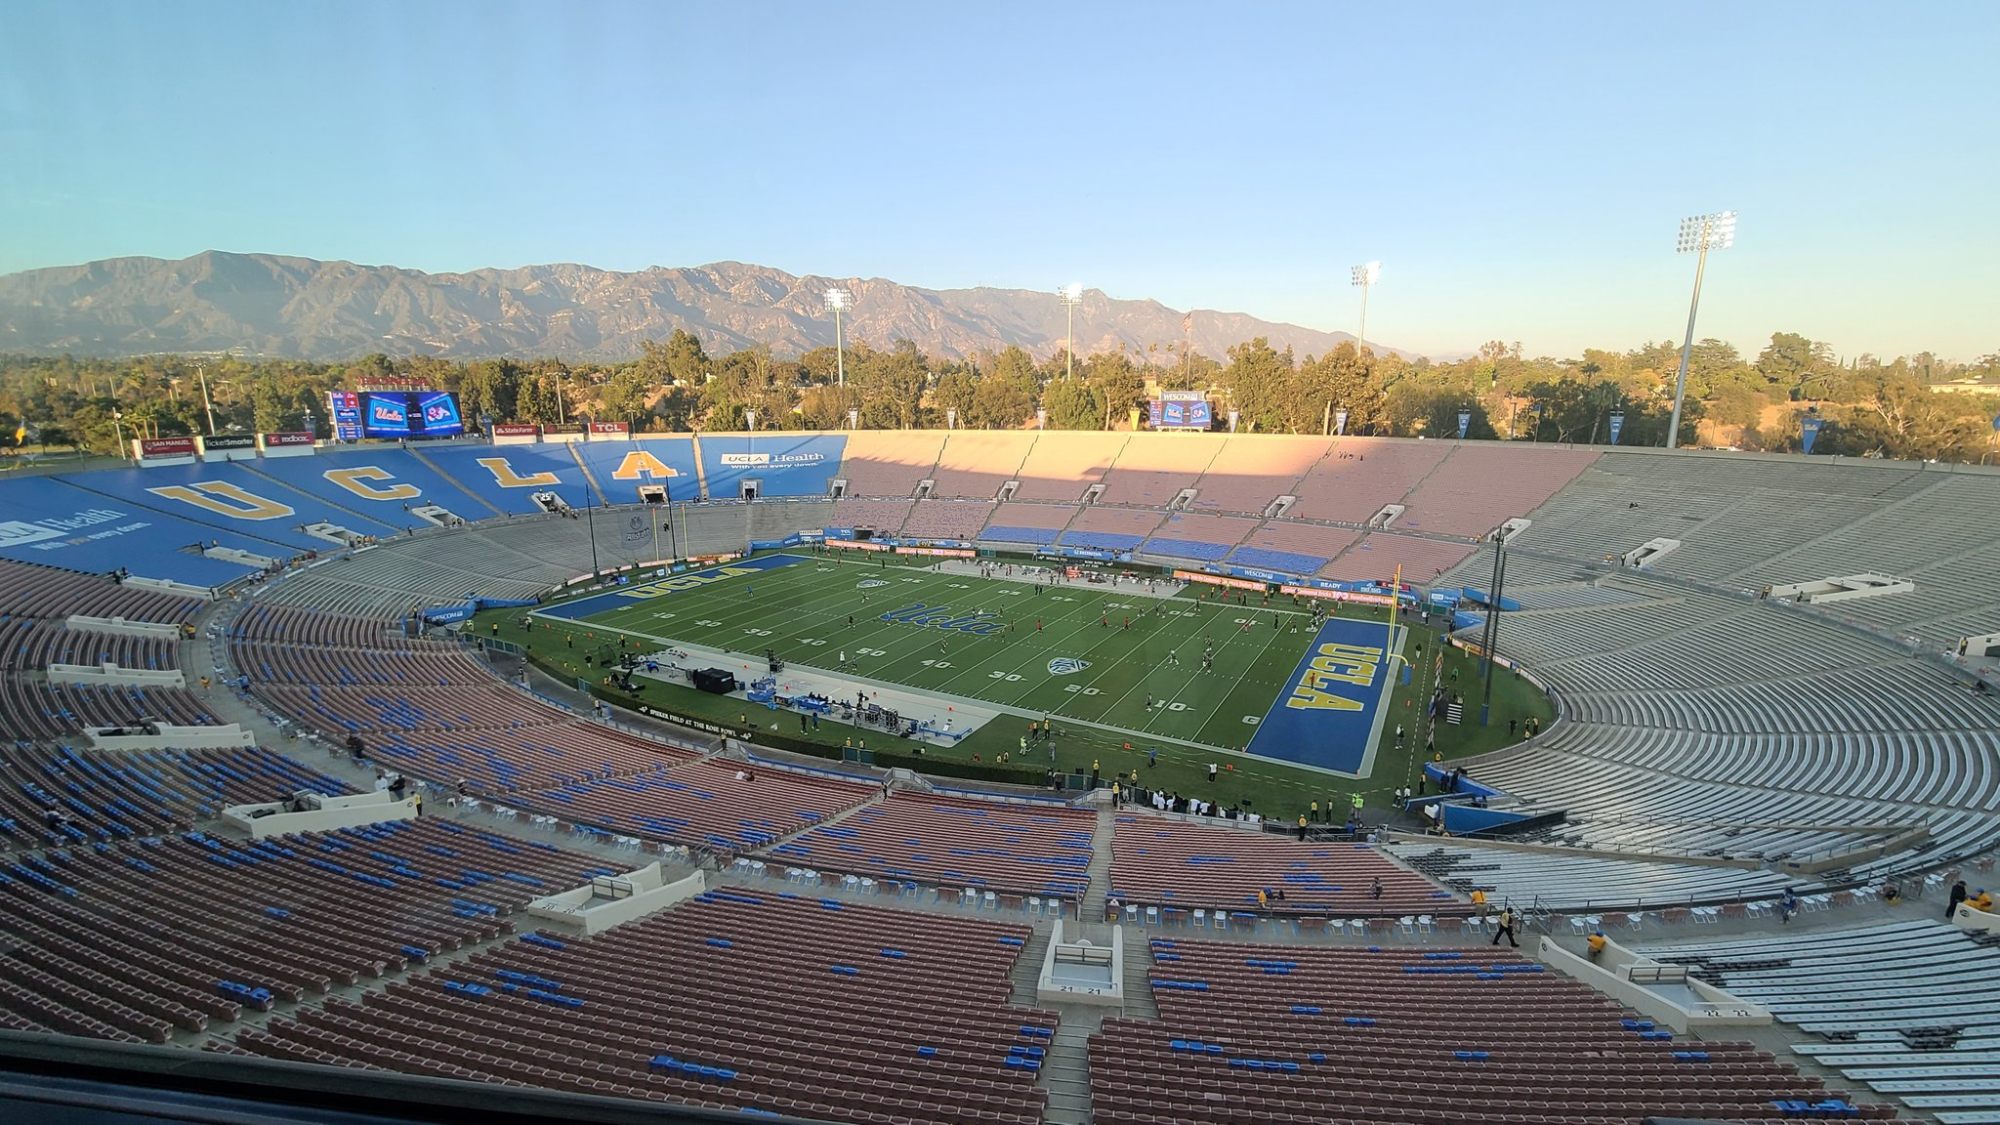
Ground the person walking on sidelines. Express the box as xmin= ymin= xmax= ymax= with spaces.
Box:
xmin=1491 ymin=905 xmax=1519 ymax=947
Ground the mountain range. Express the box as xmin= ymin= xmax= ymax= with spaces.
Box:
xmin=0 ymin=252 xmax=1417 ymax=365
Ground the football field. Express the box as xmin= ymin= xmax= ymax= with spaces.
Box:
xmin=537 ymin=552 xmax=1397 ymax=768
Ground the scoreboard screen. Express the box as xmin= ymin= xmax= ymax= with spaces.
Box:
xmin=357 ymin=391 xmax=465 ymax=438
xmin=1149 ymin=394 xmax=1213 ymax=429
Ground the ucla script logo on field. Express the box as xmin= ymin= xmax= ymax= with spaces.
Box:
xmin=857 ymin=579 xmax=888 ymax=589
xmin=1047 ymin=658 xmax=1092 ymax=676
xmin=878 ymin=603 xmax=1005 ymax=636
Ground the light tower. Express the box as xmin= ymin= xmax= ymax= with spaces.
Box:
xmin=1349 ymin=261 xmax=1381 ymax=355
xmin=1666 ymin=211 xmax=1737 ymax=450
xmin=824 ymin=288 xmax=853 ymax=389
xmin=1058 ymin=283 xmax=1084 ymax=380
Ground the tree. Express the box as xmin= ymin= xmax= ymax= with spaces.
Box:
xmin=1041 ymin=379 xmax=1104 ymax=430
xmin=1755 ymin=331 xmax=1832 ymax=390
xmin=930 ymin=369 xmax=978 ymax=428
xmin=1294 ymin=342 xmax=1385 ymax=435
xmin=1085 ymin=351 xmax=1146 ymax=429
xmin=1221 ymin=337 xmax=1295 ymax=432
xmin=598 ymin=368 xmax=652 ymax=430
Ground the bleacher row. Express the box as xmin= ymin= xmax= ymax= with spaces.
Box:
xmin=0 ymin=558 xmax=213 ymax=742
xmin=1642 ymin=918 xmax=2000 ymax=1124
xmin=226 ymin=891 xmax=1054 ymax=1125
xmin=0 ymin=742 xmax=347 ymax=851
xmin=1107 ymin=814 xmax=1450 ymax=917
xmin=1407 ymin=547 xmax=2000 ymax=907
xmin=1090 ymin=938 xmax=1900 ymax=1125
xmin=826 ymin=433 xmax=1598 ymax=584
xmin=0 ymin=819 xmax=605 ymax=1042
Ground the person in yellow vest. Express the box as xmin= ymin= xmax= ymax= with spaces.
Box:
xmin=1309 ymin=799 xmax=1320 ymax=823
xmin=1257 ymin=888 xmax=1268 ymax=909
xmin=1111 ymin=781 xmax=1120 ymax=806
xmin=1296 ymin=814 xmax=1308 ymax=841
xmin=1975 ymin=889 xmax=1995 ymax=912
xmin=1470 ymin=888 xmax=1487 ymax=920
xmin=1586 ymin=931 xmax=1607 ymax=961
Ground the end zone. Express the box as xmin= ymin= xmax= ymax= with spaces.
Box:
xmin=534 ymin=553 xmax=808 ymax=620
xmin=1244 ymin=618 xmax=1402 ymax=777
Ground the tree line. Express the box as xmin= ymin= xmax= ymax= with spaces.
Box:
xmin=2 ymin=329 xmax=1995 ymax=464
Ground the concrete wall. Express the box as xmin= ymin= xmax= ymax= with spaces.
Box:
xmin=221 ymin=790 xmax=418 ymax=839
xmin=1036 ymin=917 xmax=1125 ymax=1007
xmin=1537 ymin=935 xmax=1769 ymax=1033
xmin=90 ymin=722 xmax=254 ymax=750
xmin=49 ymin=662 xmax=186 ymax=689
xmin=527 ymin=863 xmax=705 ymax=936
xmin=65 ymin=615 xmax=184 ymax=639
xmin=125 ymin=575 xmax=214 ymax=599
xmin=1953 ymin=902 xmax=2000 ymax=933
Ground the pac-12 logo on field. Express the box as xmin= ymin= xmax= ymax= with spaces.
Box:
xmin=857 ymin=580 xmax=888 ymax=589
xmin=1047 ymin=658 xmax=1092 ymax=676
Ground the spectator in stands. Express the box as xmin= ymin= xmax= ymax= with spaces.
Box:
xmin=1470 ymin=888 xmax=1488 ymax=919
xmin=43 ymin=808 xmax=69 ymax=831
xmin=1974 ymin=888 xmax=1995 ymax=913
xmin=1587 ymin=931 xmax=1607 ymax=961
xmin=1779 ymin=888 xmax=1799 ymax=924
xmin=1948 ymin=879 xmax=1969 ymax=920
xmin=1491 ymin=906 xmax=1519 ymax=947
xmin=1370 ymin=876 xmax=1383 ymax=901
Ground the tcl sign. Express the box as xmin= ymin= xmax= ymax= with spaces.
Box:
xmin=588 ymin=421 xmax=629 ymax=434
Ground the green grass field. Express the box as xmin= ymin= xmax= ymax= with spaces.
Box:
xmin=481 ymin=551 xmax=1555 ymax=822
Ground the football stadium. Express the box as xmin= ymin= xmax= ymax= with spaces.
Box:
xmin=2 ymin=426 xmax=1998 ymax=1125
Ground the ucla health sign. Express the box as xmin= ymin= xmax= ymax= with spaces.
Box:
xmin=1245 ymin=618 xmax=1399 ymax=776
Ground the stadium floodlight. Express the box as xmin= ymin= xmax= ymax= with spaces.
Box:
xmin=1349 ymin=262 xmax=1381 ymax=357
xmin=824 ymin=288 xmax=853 ymax=389
xmin=1058 ymin=283 xmax=1084 ymax=380
xmin=1666 ymin=211 xmax=1737 ymax=449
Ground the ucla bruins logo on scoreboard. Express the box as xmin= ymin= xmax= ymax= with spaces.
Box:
xmin=1047 ymin=658 xmax=1092 ymax=676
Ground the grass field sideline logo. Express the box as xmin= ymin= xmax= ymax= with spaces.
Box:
xmin=857 ymin=579 xmax=888 ymax=589
xmin=1047 ymin=658 xmax=1092 ymax=676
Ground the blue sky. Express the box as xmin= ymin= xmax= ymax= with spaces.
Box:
xmin=3 ymin=1 xmax=1994 ymax=360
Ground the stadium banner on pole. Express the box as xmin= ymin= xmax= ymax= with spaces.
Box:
xmin=1246 ymin=618 xmax=1399 ymax=776
xmin=1457 ymin=411 xmax=1471 ymax=439
xmin=1335 ymin=409 xmax=1349 ymax=436
xmin=1608 ymin=412 xmax=1624 ymax=445
xmin=1801 ymin=415 xmax=1824 ymax=455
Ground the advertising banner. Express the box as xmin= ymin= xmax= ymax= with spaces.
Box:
xmin=1175 ymin=569 xmax=1267 ymax=592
